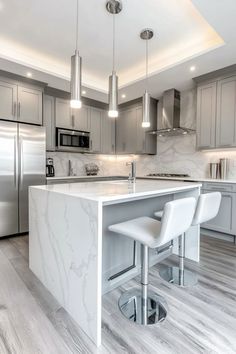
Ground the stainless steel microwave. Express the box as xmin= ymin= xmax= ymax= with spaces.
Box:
xmin=56 ymin=128 xmax=90 ymax=152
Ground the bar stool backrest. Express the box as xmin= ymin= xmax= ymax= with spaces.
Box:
xmin=192 ymin=192 xmax=221 ymax=226
xmin=154 ymin=197 xmax=196 ymax=248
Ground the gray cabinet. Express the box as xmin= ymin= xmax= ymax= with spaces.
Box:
xmin=0 ymin=79 xmax=43 ymax=125
xmin=90 ymin=107 xmax=102 ymax=153
xmin=0 ymin=79 xmax=17 ymax=121
xmin=18 ymin=86 xmax=43 ymax=125
xmin=43 ymin=95 xmax=55 ymax=151
xmin=196 ymin=82 xmax=216 ymax=149
xmin=196 ymin=74 xmax=236 ymax=150
xmin=216 ymin=76 xmax=236 ymax=148
xmin=74 ymin=106 xmax=90 ymax=132
xmin=116 ymin=107 xmax=137 ymax=154
xmin=101 ymin=112 xmax=115 ymax=154
xmin=202 ymin=182 xmax=236 ymax=236
xmin=116 ymin=100 xmax=157 ymax=154
xmin=55 ymin=98 xmax=72 ymax=129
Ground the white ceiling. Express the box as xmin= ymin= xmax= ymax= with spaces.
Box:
xmin=0 ymin=0 xmax=235 ymax=102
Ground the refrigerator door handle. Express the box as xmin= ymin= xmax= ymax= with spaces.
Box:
xmin=19 ymin=136 xmax=24 ymax=190
xmin=14 ymin=135 xmax=18 ymax=189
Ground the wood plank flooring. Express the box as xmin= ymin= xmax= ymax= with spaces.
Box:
xmin=0 ymin=235 xmax=235 ymax=353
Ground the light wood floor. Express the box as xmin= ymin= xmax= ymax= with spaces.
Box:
xmin=0 ymin=235 xmax=235 ymax=353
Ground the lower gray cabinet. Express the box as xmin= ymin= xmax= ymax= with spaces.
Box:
xmin=202 ymin=183 xmax=236 ymax=235
xmin=43 ymin=95 xmax=55 ymax=151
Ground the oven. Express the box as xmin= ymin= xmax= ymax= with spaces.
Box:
xmin=56 ymin=128 xmax=90 ymax=152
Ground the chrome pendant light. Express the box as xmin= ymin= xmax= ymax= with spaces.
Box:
xmin=70 ymin=0 xmax=82 ymax=109
xmin=106 ymin=0 xmax=122 ymax=118
xmin=140 ymin=29 xmax=154 ymax=128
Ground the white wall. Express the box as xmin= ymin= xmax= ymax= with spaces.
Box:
xmin=47 ymin=88 xmax=236 ymax=179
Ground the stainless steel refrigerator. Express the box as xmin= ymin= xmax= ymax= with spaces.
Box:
xmin=0 ymin=120 xmax=45 ymax=237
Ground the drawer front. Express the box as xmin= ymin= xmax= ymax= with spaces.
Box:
xmin=202 ymin=182 xmax=235 ymax=193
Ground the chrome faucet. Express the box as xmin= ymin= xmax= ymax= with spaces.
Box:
xmin=126 ymin=161 xmax=136 ymax=183
xmin=68 ymin=159 xmax=75 ymax=176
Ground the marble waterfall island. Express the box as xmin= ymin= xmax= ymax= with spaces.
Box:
xmin=29 ymin=179 xmax=201 ymax=347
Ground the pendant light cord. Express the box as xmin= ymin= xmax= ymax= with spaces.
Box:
xmin=76 ymin=0 xmax=79 ymax=51
xmin=112 ymin=14 xmax=115 ymax=72
xmin=146 ymin=39 xmax=148 ymax=91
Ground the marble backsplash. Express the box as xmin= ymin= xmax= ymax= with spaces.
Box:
xmin=47 ymin=89 xmax=236 ymax=180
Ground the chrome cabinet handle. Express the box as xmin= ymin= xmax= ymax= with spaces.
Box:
xmin=12 ymin=102 xmax=17 ymax=117
xmin=18 ymin=102 xmax=21 ymax=117
xmin=90 ymin=140 xmax=93 ymax=150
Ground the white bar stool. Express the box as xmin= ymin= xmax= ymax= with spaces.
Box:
xmin=108 ymin=197 xmax=196 ymax=325
xmin=155 ymin=192 xmax=221 ymax=287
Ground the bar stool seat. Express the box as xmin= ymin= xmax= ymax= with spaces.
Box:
xmin=154 ymin=192 xmax=222 ymax=287
xmin=108 ymin=197 xmax=196 ymax=326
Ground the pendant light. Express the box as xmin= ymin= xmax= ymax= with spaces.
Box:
xmin=106 ymin=0 xmax=122 ymax=118
xmin=70 ymin=0 xmax=82 ymax=109
xmin=140 ymin=29 xmax=154 ymax=128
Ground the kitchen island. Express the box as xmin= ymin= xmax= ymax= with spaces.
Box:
xmin=29 ymin=179 xmax=201 ymax=347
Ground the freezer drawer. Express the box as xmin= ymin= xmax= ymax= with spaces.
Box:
xmin=0 ymin=121 xmax=18 ymax=237
xmin=18 ymin=124 xmax=46 ymax=233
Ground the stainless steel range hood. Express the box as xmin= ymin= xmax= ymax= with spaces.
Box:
xmin=149 ymin=89 xmax=195 ymax=136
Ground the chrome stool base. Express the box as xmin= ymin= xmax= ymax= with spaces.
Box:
xmin=159 ymin=266 xmax=198 ymax=287
xmin=118 ymin=289 xmax=167 ymax=325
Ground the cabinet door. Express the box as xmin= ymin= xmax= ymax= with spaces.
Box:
xmin=136 ymin=106 xmax=146 ymax=153
xmin=17 ymin=86 xmax=43 ymax=125
xmin=116 ymin=108 xmax=136 ymax=153
xmin=101 ymin=111 xmax=115 ymax=154
xmin=43 ymin=95 xmax=55 ymax=151
xmin=202 ymin=189 xmax=236 ymax=235
xmin=196 ymin=82 xmax=216 ymax=149
xmin=0 ymin=80 xmax=17 ymax=121
xmin=73 ymin=106 xmax=90 ymax=132
xmin=55 ymin=98 xmax=72 ymax=129
xmin=116 ymin=110 xmax=126 ymax=153
xmin=216 ymin=76 xmax=236 ymax=148
xmin=90 ymin=108 xmax=102 ymax=153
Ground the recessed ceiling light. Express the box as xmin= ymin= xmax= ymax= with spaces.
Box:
xmin=121 ymin=94 xmax=126 ymax=98
xmin=26 ymin=72 xmax=32 ymax=78
xmin=82 ymin=90 xmax=86 ymax=95
xmin=190 ymin=66 xmax=196 ymax=72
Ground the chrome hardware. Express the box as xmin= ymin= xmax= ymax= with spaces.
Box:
xmin=126 ymin=161 xmax=136 ymax=183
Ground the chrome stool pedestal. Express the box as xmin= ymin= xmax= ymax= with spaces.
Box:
xmin=119 ymin=245 xmax=167 ymax=325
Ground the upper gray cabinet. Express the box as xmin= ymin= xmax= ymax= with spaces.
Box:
xmin=74 ymin=106 xmax=90 ymax=132
xmin=196 ymin=82 xmax=216 ymax=149
xmin=0 ymin=80 xmax=17 ymax=121
xmin=43 ymin=95 xmax=55 ymax=151
xmin=216 ymin=76 xmax=236 ymax=148
xmin=90 ymin=107 xmax=102 ymax=153
xmin=55 ymin=98 xmax=72 ymax=129
xmin=17 ymin=86 xmax=43 ymax=125
xmin=0 ymin=78 xmax=43 ymax=125
xmin=101 ymin=112 xmax=115 ymax=154
xmin=196 ymin=73 xmax=236 ymax=150
xmin=116 ymin=100 xmax=157 ymax=155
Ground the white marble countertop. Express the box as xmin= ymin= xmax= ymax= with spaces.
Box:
xmin=32 ymin=179 xmax=202 ymax=203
